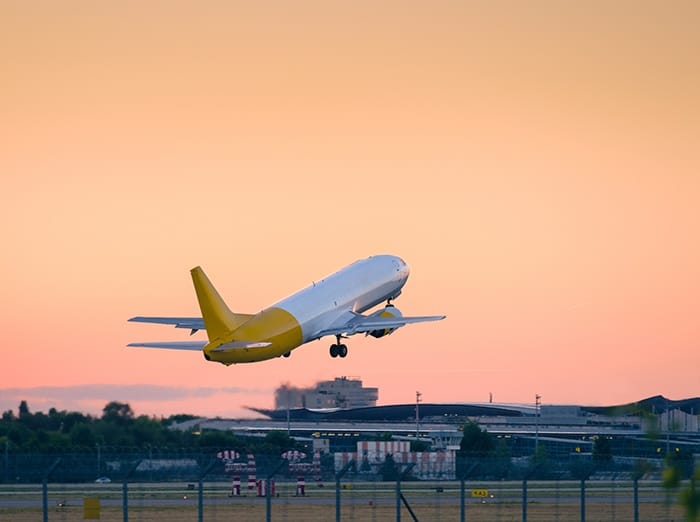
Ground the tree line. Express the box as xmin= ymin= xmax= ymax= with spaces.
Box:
xmin=0 ymin=400 xmax=299 ymax=455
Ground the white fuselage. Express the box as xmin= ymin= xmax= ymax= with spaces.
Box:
xmin=274 ymin=255 xmax=410 ymax=342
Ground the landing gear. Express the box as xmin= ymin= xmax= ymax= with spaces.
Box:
xmin=283 ymin=351 xmax=291 ymax=358
xmin=329 ymin=335 xmax=348 ymax=358
xmin=329 ymin=343 xmax=347 ymax=358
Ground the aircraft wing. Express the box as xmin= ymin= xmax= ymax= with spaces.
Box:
xmin=314 ymin=313 xmax=446 ymax=338
xmin=127 ymin=340 xmax=272 ymax=351
xmin=127 ymin=341 xmax=207 ymax=350
xmin=128 ymin=316 xmax=205 ymax=330
xmin=210 ymin=341 xmax=272 ymax=352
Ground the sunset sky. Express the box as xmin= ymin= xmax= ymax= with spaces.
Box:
xmin=2 ymin=1 xmax=698 ymax=418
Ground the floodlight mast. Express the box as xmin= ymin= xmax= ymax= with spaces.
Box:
xmin=535 ymin=394 xmax=541 ymax=453
xmin=415 ymin=391 xmax=422 ymax=440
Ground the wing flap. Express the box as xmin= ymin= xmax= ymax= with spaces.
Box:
xmin=127 ymin=340 xmax=271 ymax=352
xmin=127 ymin=341 xmax=207 ymax=351
xmin=315 ymin=314 xmax=446 ymax=338
xmin=210 ymin=341 xmax=272 ymax=352
xmin=128 ymin=317 xmax=205 ymax=330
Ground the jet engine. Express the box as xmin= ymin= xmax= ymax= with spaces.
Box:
xmin=368 ymin=305 xmax=403 ymax=338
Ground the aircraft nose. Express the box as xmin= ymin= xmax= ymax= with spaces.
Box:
xmin=397 ymin=257 xmax=410 ymax=279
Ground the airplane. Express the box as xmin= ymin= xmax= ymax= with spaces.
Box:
xmin=128 ymin=255 xmax=445 ymax=365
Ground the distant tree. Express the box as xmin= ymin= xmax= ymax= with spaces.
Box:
xmin=410 ymin=440 xmax=431 ymax=452
xmin=46 ymin=408 xmax=63 ymax=431
xmin=532 ymin=443 xmax=548 ymax=466
xmin=7 ymin=423 xmax=31 ymax=447
xmin=36 ymin=430 xmax=49 ymax=444
xmin=380 ymin=453 xmax=398 ymax=481
xmin=18 ymin=401 xmax=30 ymax=419
xmin=70 ymin=423 xmax=97 ymax=448
xmin=678 ymin=466 xmax=700 ymax=522
xmin=47 ymin=431 xmax=71 ymax=451
xmin=459 ymin=422 xmax=494 ymax=456
xmin=492 ymin=438 xmax=512 ymax=479
xmin=102 ymin=402 xmax=134 ymax=425
xmin=131 ymin=416 xmax=165 ymax=447
xmin=197 ymin=429 xmax=240 ymax=450
xmin=663 ymin=456 xmax=700 ymax=521
xmin=260 ymin=430 xmax=296 ymax=454
xmin=163 ymin=414 xmax=199 ymax=426
xmin=320 ymin=452 xmax=335 ymax=474
xmin=667 ymin=447 xmax=695 ymax=479
xmin=593 ymin=436 xmax=612 ymax=463
xmin=457 ymin=422 xmax=498 ymax=479
xmin=63 ymin=412 xmax=89 ymax=433
xmin=98 ymin=420 xmax=136 ymax=447
xmin=360 ymin=456 xmax=372 ymax=473
xmin=24 ymin=411 xmax=51 ymax=431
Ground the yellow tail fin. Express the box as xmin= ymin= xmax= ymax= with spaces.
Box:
xmin=190 ymin=267 xmax=252 ymax=341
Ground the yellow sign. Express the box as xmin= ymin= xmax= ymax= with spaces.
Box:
xmin=471 ymin=489 xmax=489 ymax=498
xmin=83 ymin=497 xmax=100 ymax=519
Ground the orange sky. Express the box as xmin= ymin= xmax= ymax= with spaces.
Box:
xmin=1 ymin=1 xmax=698 ymax=418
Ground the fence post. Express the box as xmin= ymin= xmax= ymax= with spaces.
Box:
xmin=122 ymin=459 xmax=141 ymax=522
xmin=521 ymin=463 xmax=542 ymax=522
xmin=459 ymin=462 xmax=478 ymax=522
xmin=42 ymin=458 xmax=61 ymax=522
xmin=396 ymin=470 xmax=401 ymax=522
xmin=335 ymin=459 xmax=355 ymax=522
xmin=198 ymin=459 xmax=218 ymax=522
xmin=266 ymin=458 xmax=286 ymax=522
xmin=396 ymin=463 xmax=417 ymax=522
xmin=122 ymin=481 xmax=128 ymax=522
xmin=580 ymin=478 xmax=586 ymax=522
xmin=3 ymin=439 xmax=8 ymax=484
xmin=633 ymin=477 xmax=639 ymax=522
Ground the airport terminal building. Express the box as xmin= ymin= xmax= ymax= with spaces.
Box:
xmin=173 ymin=377 xmax=700 ymax=479
xmin=274 ymin=376 xmax=379 ymax=410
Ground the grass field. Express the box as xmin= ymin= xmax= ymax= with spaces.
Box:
xmin=0 ymin=502 xmax=687 ymax=521
xmin=0 ymin=480 xmax=687 ymax=521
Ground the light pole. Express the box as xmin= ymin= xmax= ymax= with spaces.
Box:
xmin=535 ymin=394 xmax=541 ymax=454
xmin=96 ymin=443 xmax=100 ymax=478
xmin=665 ymin=398 xmax=670 ymax=456
xmin=147 ymin=444 xmax=153 ymax=482
xmin=415 ymin=391 xmax=422 ymax=440
xmin=286 ymin=386 xmax=291 ymax=437
xmin=4 ymin=438 xmax=8 ymax=483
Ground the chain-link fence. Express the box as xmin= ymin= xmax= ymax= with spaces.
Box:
xmin=0 ymin=451 xmax=694 ymax=521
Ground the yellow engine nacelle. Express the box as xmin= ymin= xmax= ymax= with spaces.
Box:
xmin=368 ymin=305 xmax=403 ymax=338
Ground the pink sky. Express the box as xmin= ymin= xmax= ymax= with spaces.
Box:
xmin=1 ymin=1 xmax=698 ymax=418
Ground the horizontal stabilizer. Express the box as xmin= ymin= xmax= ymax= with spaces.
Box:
xmin=128 ymin=316 xmax=205 ymax=330
xmin=127 ymin=341 xmax=207 ymax=351
xmin=315 ymin=314 xmax=446 ymax=338
xmin=210 ymin=341 xmax=272 ymax=352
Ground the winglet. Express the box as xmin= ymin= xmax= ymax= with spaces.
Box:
xmin=190 ymin=267 xmax=240 ymax=341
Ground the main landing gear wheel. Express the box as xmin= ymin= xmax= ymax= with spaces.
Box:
xmin=329 ymin=337 xmax=348 ymax=358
